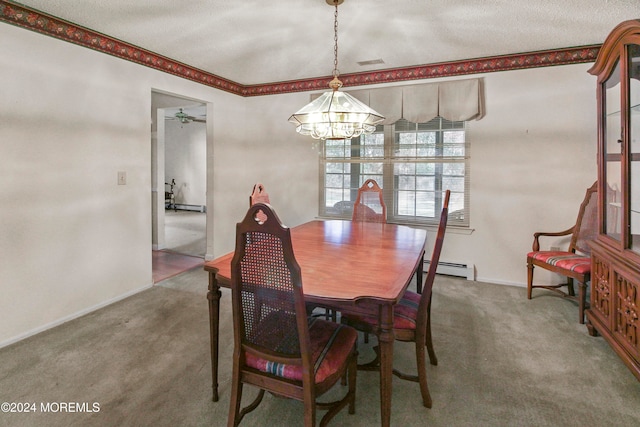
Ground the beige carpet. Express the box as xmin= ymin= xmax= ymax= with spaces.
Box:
xmin=1 ymin=269 xmax=639 ymax=427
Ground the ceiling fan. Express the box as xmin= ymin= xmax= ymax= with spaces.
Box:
xmin=166 ymin=108 xmax=206 ymax=124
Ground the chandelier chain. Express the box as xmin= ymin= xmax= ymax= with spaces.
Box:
xmin=288 ymin=0 xmax=385 ymax=140
xmin=333 ymin=3 xmax=339 ymax=78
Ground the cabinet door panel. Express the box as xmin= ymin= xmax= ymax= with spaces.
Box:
xmin=613 ymin=266 xmax=640 ymax=357
xmin=592 ymin=253 xmax=613 ymax=328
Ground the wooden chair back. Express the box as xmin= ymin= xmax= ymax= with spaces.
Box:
xmin=249 ymin=183 xmax=271 ymax=224
xmin=230 ymin=203 xmax=310 ymax=368
xmin=417 ymin=190 xmax=450 ymax=329
xmin=352 ymin=179 xmax=387 ymax=223
xmin=249 ymin=182 xmax=270 ymax=206
xmin=530 ymin=182 xmax=598 ymax=255
xmin=570 ymin=182 xmax=598 ymax=255
xmin=228 ymin=203 xmax=357 ymax=425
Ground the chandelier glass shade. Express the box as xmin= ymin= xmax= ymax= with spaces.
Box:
xmin=288 ymin=0 xmax=384 ymax=140
xmin=288 ymin=77 xmax=384 ymax=140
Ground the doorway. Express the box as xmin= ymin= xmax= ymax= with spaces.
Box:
xmin=151 ymin=90 xmax=210 ymax=282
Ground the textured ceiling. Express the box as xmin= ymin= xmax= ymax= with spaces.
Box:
xmin=9 ymin=0 xmax=640 ymax=85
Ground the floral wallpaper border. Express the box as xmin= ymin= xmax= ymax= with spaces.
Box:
xmin=1 ymin=0 xmax=600 ymax=97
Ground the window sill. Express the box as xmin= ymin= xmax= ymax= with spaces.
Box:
xmin=315 ymin=216 xmax=475 ymax=235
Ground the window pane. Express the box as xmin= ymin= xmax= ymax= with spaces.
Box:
xmin=398 ymin=175 xmax=415 ymax=191
xmin=449 ymin=192 xmax=465 ymax=219
xmin=442 ymin=176 xmax=465 ymax=192
xmin=442 ymin=163 xmax=465 ymax=176
xmin=416 ymin=176 xmax=432 ymax=191
xmin=443 ymin=130 xmax=465 ymax=143
xmin=320 ymin=116 xmax=468 ymax=225
xmin=325 ymin=188 xmax=345 ymax=208
xmin=360 ymin=133 xmax=384 ymax=158
xmin=416 ymin=163 xmax=435 ymax=174
xmin=396 ymin=191 xmax=416 ymax=216
xmin=325 ymin=174 xmax=345 ymax=188
xmin=362 ymin=163 xmax=384 ymax=175
xmin=444 ymin=145 xmax=465 ymax=156
xmin=325 ymin=162 xmax=346 ymax=173
xmin=396 ymin=131 xmax=436 ymax=158
xmin=416 ymin=191 xmax=435 ymax=217
xmin=326 ymin=139 xmax=349 ymax=158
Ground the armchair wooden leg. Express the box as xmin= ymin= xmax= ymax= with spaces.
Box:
xmin=567 ymin=278 xmax=575 ymax=297
xmin=578 ymin=281 xmax=587 ymax=324
xmin=527 ymin=262 xmax=534 ymax=299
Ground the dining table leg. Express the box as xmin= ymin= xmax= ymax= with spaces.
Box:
xmin=207 ymin=272 xmax=222 ymax=402
xmin=378 ymin=304 xmax=394 ymax=427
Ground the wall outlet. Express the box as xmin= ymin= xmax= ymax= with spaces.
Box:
xmin=550 ymin=246 xmax=561 ymax=251
xmin=117 ymin=171 xmax=127 ymax=185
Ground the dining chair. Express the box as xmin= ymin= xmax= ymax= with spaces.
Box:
xmin=352 ymin=179 xmax=386 ymax=223
xmin=228 ymin=202 xmax=358 ymax=427
xmin=341 ymin=190 xmax=450 ymax=409
xmin=527 ymin=181 xmax=597 ymax=323
xmin=348 ymin=178 xmax=388 ymax=331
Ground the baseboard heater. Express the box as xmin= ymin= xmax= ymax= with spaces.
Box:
xmin=424 ymin=260 xmax=475 ymax=280
xmin=166 ymin=204 xmax=206 ymax=213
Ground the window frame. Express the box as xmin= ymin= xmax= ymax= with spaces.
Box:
xmin=319 ymin=117 xmax=469 ymax=227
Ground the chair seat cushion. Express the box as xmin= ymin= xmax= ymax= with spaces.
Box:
xmin=345 ymin=290 xmax=422 ymax=331
xmin=527 ymin=251 xmax=591 ymax=275
xmin=245 ymin=317 xmax=357 ymax=384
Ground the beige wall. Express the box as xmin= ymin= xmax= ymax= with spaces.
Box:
xmin=0 ymin=21 xmax=596 ymax=346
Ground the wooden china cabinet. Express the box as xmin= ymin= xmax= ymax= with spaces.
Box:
xmin=586 ymin=19 xmax=640 ymax=381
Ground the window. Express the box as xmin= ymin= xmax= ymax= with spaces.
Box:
xmin=320 ymin=117 xmax=469 ymax=227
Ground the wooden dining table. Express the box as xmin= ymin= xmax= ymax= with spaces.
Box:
xmin=204 ymin=219 xmax=427 ymax=427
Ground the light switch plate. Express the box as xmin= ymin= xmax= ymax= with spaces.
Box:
xmin=118 ymin=171 xmax=127 ymax=185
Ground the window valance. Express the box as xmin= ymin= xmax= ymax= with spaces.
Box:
xmin=330 ymin=78 xmax=485 ymax=125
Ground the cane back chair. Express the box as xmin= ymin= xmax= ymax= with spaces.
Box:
xmin=526 ymin=181 xmax=598 ymax=323
xmin=228 ymin=203 xmax=358 ymax=427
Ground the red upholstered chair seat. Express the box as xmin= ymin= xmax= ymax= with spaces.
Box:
xmin=245 ymin=317 xmax=358 ymax=384
xmin=343 ymin=290 xmax=422 ymax=332
xmin=527 ymin=251 xmax=591 ymax=275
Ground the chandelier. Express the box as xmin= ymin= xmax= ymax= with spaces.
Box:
xmin=288 ymin=0 xmax=384 ymax=140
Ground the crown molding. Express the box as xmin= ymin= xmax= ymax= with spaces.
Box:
xmin=1 ymin=0 xmax=600 ymax=98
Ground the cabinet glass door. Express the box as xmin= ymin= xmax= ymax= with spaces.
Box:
xmin=629 ymin=44 xmax=640 ymax=252
xmin=604 ymin=59 xmax=622 ymax=241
